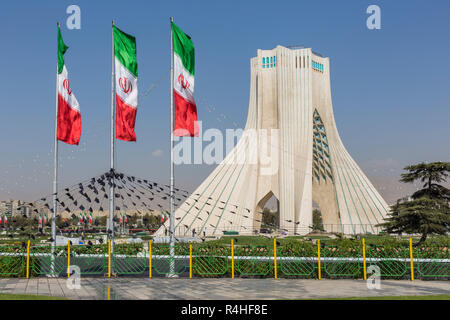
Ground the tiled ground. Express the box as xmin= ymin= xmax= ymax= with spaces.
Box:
xmin=0 ymin=278 xmax=448 ymax=300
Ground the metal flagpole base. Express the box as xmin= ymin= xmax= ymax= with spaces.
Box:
xmin=165 ymin=273 xmax=179 ymax=278
xmin=46 ymin=273 xmax=58 ymax=278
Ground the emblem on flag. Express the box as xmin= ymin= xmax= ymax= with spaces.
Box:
xmin=119 ymin=77 xmax=133 ymax=94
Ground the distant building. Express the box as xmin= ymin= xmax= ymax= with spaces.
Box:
xmin=399 ymin=195 xmax=413 ymax=204
xmin=0 ymin=199 xmax=34 ymax=217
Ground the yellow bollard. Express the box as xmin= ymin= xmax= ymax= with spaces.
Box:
xmin=317 ymin=239 xmax=321 ymax=280
xmin=149 ymin=240 xmax=152 ymax=279
xmin=231 ymin=239 xmax=234 ymax=279
xmin=189 ymin=244 xmax=193 ymax=279
xmin=362 ymin=238 xmax=367 ymax=280
xmin=26 ymin=240 xmax=30 ymax=279
xmin=67 ymin=240 xmax=71 ymax=278
xmin=108 ymin=239 xmax=111 ymax=278
xmin=273 ymin=238 xmax=277 ymax=279
xmin=409 ymin=237 xmax=414 ymax=281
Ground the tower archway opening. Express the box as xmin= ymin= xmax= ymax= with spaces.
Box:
xmin=256 ymin=192 xmax=279 ymax=234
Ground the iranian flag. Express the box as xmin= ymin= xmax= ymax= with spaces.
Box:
xmin=113 ymin=25 xmax=138 ymax=141
xmin=57 ymin=26 xmax=81 ymax=145
xmin=171 ymin=22 xmax=199 ymax=137
xmin=161 ymin=211 xmax=169 ymax=222
xmin=89 ymin=212 xmax=93 ymax=224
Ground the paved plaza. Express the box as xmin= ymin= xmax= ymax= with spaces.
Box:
xmin=0 ymin=278 xmax=448 ymax=300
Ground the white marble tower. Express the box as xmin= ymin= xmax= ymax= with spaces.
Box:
xmin=156 ymin=45 xmax=389 ymax=236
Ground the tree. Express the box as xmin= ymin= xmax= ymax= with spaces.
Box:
xmin=312 ymin=209 xmax=324 ymax=231
xmin=129 ymin=213 xmax=138 ymax=225
xmin=262 ymin=208 xmax=278 ymax=228
xmin=400 ymin=162 xmax=450 ymax=201
xmin=143 ymin=213 xmax=150 ymax=228
xmin=379 ymin=198 xmax=448 ymax=243
xmin=56 ymin=216 xmax=65 ymax=229
xmin=378 ymin=162 xmax=450 ymax=244
xmin=98 ymin=216 xmax=107 ymax=226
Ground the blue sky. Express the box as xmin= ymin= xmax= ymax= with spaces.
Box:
xmin=0 ymin=0 xmax=449 ymax=201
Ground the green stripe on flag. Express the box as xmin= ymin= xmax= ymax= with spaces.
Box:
xmin=57 ymin=26 xmax=68 ymax=74
xmin=113 ymin=25 xmax=138 ymax=77
xmin=171 ymin=22 xmax=195 ymax=76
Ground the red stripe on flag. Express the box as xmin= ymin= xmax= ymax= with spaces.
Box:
xmin=57 ymin=94 xmax=81 ymax=145
xmin=116 ymin=94 xmax=137 ymax=141
xmin=174 ymin=90 xmax=199 ymax=137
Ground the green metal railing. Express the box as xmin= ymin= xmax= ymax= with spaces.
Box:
xmin=367 ymin=246 xmax=409 ymax=278
xmin=152 ymin=244 xmax=189 ymax=275
xmin=113 ymin=244 xmax=148 ymax=275
xmin=235 ymin=246 xmax=272 ymax=276
xmin=416 ymin=246 xmax=450 ymax=278
xmin=321 ymin=245 xmax=362 ymax=278
xmin=193 ymin=246 xmax=229 ymax=276
xmin=279 ymin=245 xmax=316 ymax=277
xmin=0 ymin=238 xmax=448 ymax=279
xmin=0 ymin=245 xmax=25 ymax=277
xmin=71 ymin=245 xmax=108 ymax=275
xmin=30 ymin=244 xmax=67 ymax=276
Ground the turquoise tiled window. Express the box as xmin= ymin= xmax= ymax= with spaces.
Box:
xmin=262 ymin=56 xmax=277 ymax=69
xmin=312 ymin=60 xmax=324 ymax=72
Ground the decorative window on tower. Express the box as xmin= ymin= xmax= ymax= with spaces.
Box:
xmin=261 ymin=56 xmax=276 ymax=69
xmin=312 ymin=109 xmax=334 ymax=184
xmin=312 ymin=60 xmax=324 ymax=73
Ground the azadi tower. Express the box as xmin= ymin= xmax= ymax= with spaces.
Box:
xmin=157 ymin=45 xmax=389 ymax=236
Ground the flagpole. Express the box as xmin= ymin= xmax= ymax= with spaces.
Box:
xmin=169 ymin=16 xmax=176 ymax=276
xmin=109 ymin=20 xmax=116 ymax=258
xmin=51 ymin=22 xmax=60 ymax=276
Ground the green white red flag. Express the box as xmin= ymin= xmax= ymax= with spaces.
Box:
xmin=113 ymin=25 xmax=138 ymax=141
xmin=172 ymin=22 xmax=199 ymax=137
xmin=57 ymin=26 xmax=81 ymax=145
xmin=161 ymin=211 xmax=169 ymax=222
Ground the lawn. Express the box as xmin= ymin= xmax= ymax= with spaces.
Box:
xmin=0 ymin=293 xmax=68 ymax=300
xmin=312 ymin=295 xmax=450 ymax=300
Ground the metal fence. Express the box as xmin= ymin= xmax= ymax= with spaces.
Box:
xmin=0 ymin=245 xmax=26 ymax=277
xmin=0 ymin=238 xmax=448 ymax=280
